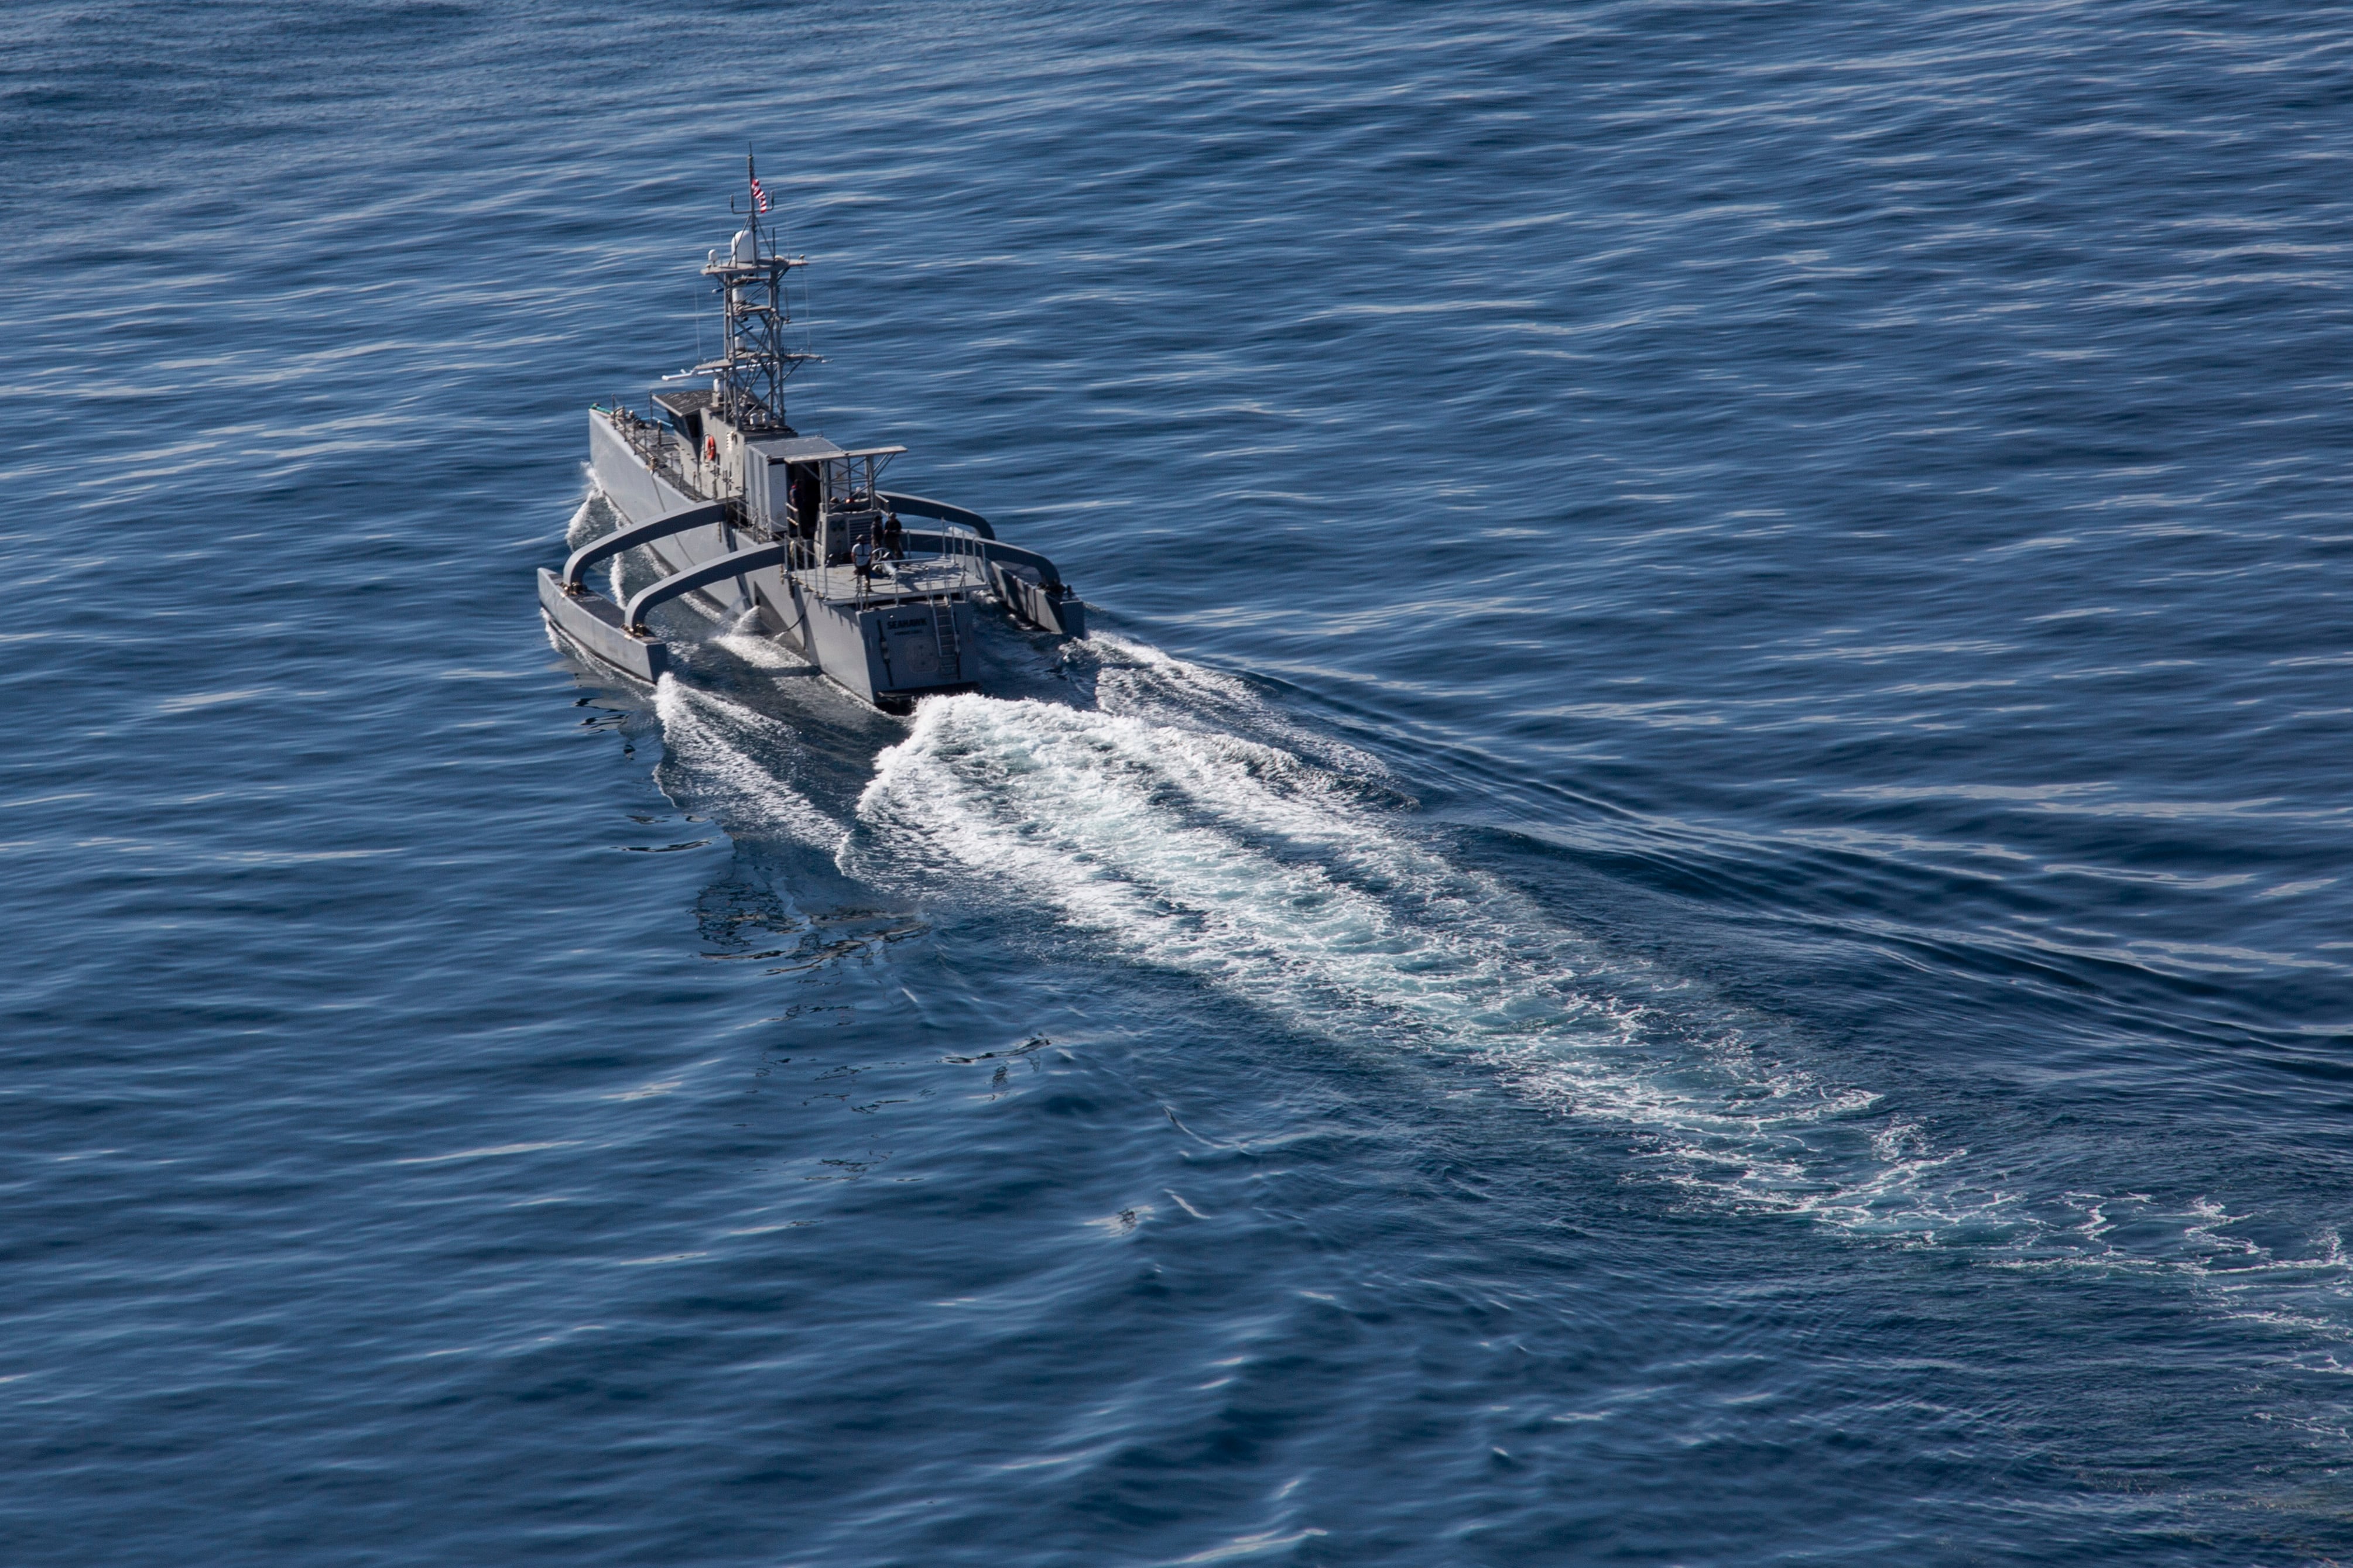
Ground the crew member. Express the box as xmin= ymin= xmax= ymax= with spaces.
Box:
xmin=882 ymin=510 xmax=905 ymax=561
xmin=852 ymin=537 xmax=872 ymax=590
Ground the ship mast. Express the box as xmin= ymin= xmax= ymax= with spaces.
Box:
xmin=694 ymin=153 xmax=816 ymax=434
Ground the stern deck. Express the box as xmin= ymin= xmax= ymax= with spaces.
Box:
xmin=794 ymin=554 xmax=988 ymax=608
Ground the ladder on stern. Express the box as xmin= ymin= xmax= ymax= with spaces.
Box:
xmin=931 ymin=601 xmax=962 ymax=680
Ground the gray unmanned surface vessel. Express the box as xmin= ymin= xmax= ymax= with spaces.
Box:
xmin=539 ymin=163 xmax=1084 ymax=709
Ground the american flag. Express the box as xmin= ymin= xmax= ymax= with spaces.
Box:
xmin=750 ymin=174 xmax=770 ymax=214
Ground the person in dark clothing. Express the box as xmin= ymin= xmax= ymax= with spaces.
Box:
xmin=881 ymin=510 xmax=905 ymax=561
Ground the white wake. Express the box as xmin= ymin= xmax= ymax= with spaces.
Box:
xmin=844 ymin=687 xmax=1933 ymax=1223
xmin=652 ymin=675 xmax=844 ymax=850
xmin=644 ymin=639 xmax=2353 ymax=1344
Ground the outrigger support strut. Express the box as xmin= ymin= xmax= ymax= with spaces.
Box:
xmin=876 ymin=492 xmax=995 ymax=540
xmin=624 ymin=541 xmax=789 ymax=634
xmin=561 ymin=502 xmax=732 ymax=593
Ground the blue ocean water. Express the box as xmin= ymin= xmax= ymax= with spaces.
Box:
xmin=7 ymin=1 xmax=2353 ymax=1560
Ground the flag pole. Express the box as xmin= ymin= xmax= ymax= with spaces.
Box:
xmin=748 ymin=147 xmax=761 ymax=250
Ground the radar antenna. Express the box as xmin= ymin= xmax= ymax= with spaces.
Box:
xmin=692 ymin=152 xmax=817 ymax=433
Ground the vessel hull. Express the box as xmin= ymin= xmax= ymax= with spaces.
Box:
xmin=536 ymin=567 xmax=669 ymax=682
xmin=568 ymin=410 xmax=987 ymax=708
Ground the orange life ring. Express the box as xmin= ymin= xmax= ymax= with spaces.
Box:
xmin=704 ymin=435 xmax=718 ymax=462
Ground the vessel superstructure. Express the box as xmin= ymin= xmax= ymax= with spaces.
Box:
xmin=539 ymin=160 xmax=1084 ymax=709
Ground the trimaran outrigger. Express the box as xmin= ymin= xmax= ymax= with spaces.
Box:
xmin=539 ymin=159 xmax=1084 ymax=709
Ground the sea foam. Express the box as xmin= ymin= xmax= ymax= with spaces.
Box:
xmin=653 ymin=674 xmax=844 ymax=851
xmin=848 ymin=687 xmax=1918 ymax=1225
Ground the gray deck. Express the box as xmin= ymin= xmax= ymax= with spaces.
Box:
xmin=794 ymin=555 xmax=988 ymax=607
